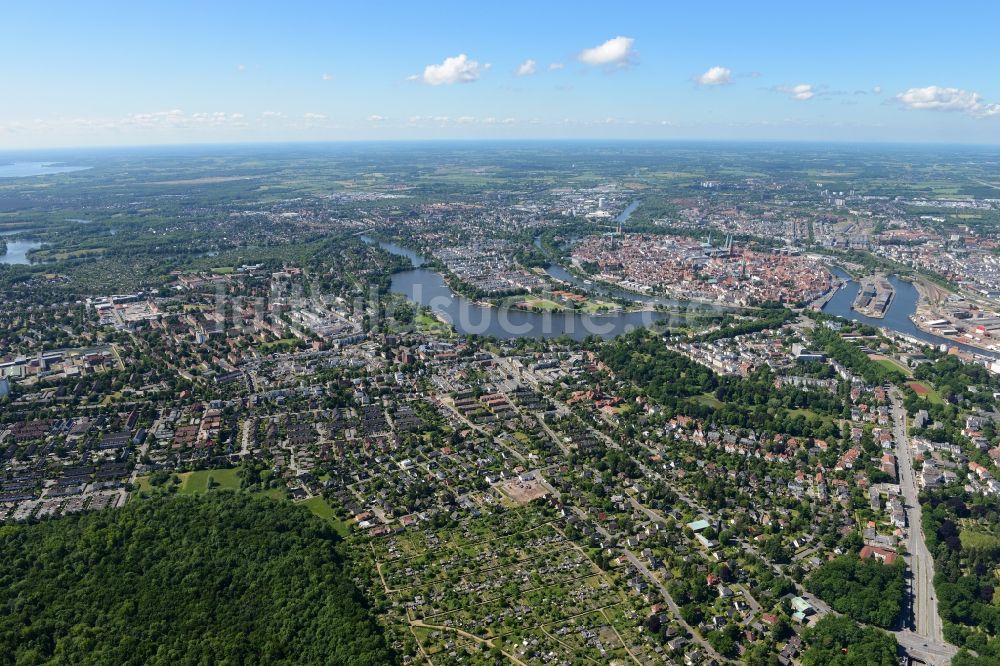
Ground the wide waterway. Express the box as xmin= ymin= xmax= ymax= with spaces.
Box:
xmin=365 ymin=234 xmax=992 ymax=352
xmin=821 ymin=267 xmax=998 ymax=359
xmin=616 ymin=199 xmax=641 ymax=223
xmin=0 ymin=162 xmax=90 ymax=178
xmin=363 ymin=236 xmax=676 ymax=339
xmin=0 ymin=240 xmax=42 ymax=265
xmin=542 ymin=262 xmax=730 ymax=311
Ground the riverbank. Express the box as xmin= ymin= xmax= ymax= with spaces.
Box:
xmin=364 ymin=234 xmax=684 ymax=339
xmin=905 ymin=277 xmax=1000 ymax=357
xmin=809 ymin=276 xmax=845 ymax=311
xmin=822 ymin=267 xmax=1000 ymax=360
xmin=546 ymin=261 xmax=743 ymax=312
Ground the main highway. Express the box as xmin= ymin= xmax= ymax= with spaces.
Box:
xmin=889 ymin=387 xmax=957 ymax=665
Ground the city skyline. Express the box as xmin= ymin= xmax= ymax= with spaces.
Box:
xmin=3 ymin=0 xmax=1000 ymax=148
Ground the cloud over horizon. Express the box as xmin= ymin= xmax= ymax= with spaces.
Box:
xmin=896 ymin=86 xmax=1000 ymax=117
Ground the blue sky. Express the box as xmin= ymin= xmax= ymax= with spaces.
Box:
xmin=2 ymin=0 xmax=999 ymax=148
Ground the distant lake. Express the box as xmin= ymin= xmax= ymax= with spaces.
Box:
xmin=0 ymin=162 xmax=90 ymax=178
xmin=0 ymin=240 xmax=42 ymax=265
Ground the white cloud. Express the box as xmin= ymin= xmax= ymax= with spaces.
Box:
xmin=548 ymin=63 xmax=564 ymax=71
xmin=872 ymin=85 xmax=882 ymax=94
xmin=516 ymin=59 xmax=537 ymax=76
xmin=896 ymin=86 xmax=1000 ymax=117
xmin=578 ymin=36 xmax=635 ymax=67
xmin=260 ymin=111 xmax=284 ymax=119
xmin=190 ymin=112 xmax=246 ymax=127
xmin=415 ymin=54 xmax=485 ymax=85
xmin=321 ymin=73 xmax=333 ymax=81
xmin=106 ymin=110 xmax=251 ymax=130
xmin=402 ymin=115 xmax=518 ymax=128
xmin=696 ymin=66 xmax=732 ymax=86
xmin=778 ymin=84 xmax=815 ymax=101
xmin=368 ymin=115 xmax=386 ymax=122
xmin=237 ymin=64 xmax=246 ymax=72
xmin=303 ymin=112 xmax=327 ymax=120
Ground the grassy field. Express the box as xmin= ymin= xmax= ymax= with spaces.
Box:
xmin=100 ymin=391 xmax=124 ymax=407
xmin=255 ymin=486 xmax=289 ymax=501
xmin=300 ymin=496 xmax=352 ymax=536
xmin=415 ymin=310 xmax=453 ymax=336
xmin=786 ymin=407 xmax=837 ymax=426
xmin=179 ymin=467 xmax=242 ymax=494
xmin=134 ymin=468 xmax=303 ymax=508
xmin=516 ymin=297 xmax=563 ymax=311
xmin=579 ymin=300 xmax=624 ymax=314
xmin=874 ymin=357 xmax=912 ymax=377
xmin=259 ymin=337 xmax=300 ymax=352
xmin=693 ymin=392 xmax=723 ymax=408
xmin=134 ymin=468 xmax=347 ymax=531
xmin=960 ymin=529 xmax=1000 ymax=551
xmin=908 ymin=381 xmax=945 ymax=405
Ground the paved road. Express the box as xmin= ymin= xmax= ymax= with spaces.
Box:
xmin=620 ymin=549 xmax=726 ymax=663
xmin=556 ymin=384 xmax=959 ymax=663
xmin=120 ymin=419 xmax=156 ymax=507
xmin=239 ymin=418 xmax=253 ymax=457
xmin=890 ymin=388 xmax=957 ymax=665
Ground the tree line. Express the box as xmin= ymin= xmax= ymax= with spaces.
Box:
xmin=0 ymin=493 xmax=393 ymax=665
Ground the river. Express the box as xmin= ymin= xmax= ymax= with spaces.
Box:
xmin=542 ymin=262 xmax=723 ymax=310
xmin=616 ymin=199 xmax=641 ymax=224
xmin=363 ymin=236 xmax=676 ymax=339
xmin=0 ymin=162 xmax=90 ymax=178
xmin=366 ymin=231 xmax=994 ymax=349
xmin=0 ymin=240 xmax=42 ymax=265
xmin=822 ymin=267 xmax=998 ymax=359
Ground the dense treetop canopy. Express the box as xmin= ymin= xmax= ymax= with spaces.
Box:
xmin=0 ymin=493 xmax=392 ymax=666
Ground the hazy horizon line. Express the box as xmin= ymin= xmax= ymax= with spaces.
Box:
xmin=3 ymin=136 xmax=1000 ymax=156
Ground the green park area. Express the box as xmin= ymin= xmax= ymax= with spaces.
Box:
xmin=135 ymin=467 xmax=348 ymax=533
xmin=874 ymin=357 xmax=912 ymax=378
xmin=259 ymin=337 xmax=300 ymax=352
xmin=415 ymin=310 xmax=454 ymax=336
xmin=179 ymin=468 xmax=242 ymax=493
xmin=300 ymin=496 xmax=353 ymax=536
xmin=959 ymin=528 xmax=1000 ymax=551
xmin=907 ymin=380 xmax=945 ymax=405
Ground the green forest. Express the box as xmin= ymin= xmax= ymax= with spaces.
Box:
xmin=801 ymin=615 xmax=898 ymax=666
xmin=922 ymin=488 xmax=1000 ymax=664
xmin=0 ymin=493 xmax=393 ymax=666
xmin=597 ymin=329 xmax=844 ymax=439
xmin=805 ymin=554 xmax=905 ymax=628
